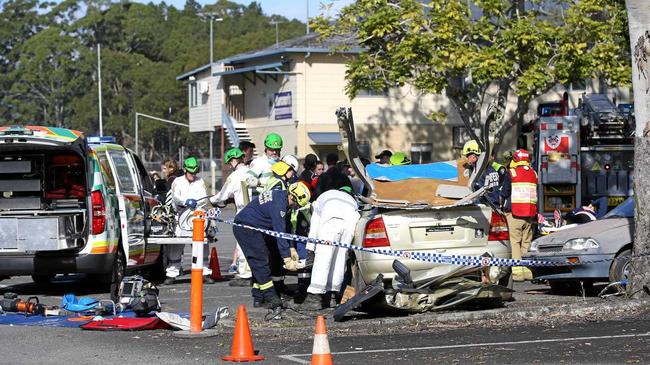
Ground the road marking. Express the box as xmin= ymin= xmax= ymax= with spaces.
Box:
xmin=278 ymin=332 xmax=650 ymax=364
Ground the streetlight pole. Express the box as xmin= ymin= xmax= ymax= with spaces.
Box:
xmin=97 ymin=44 xmax=103 ymax=137
xmin=206 ymin=14 xmax=223 ymax=195
xmin=135 ymin=112 xmax=189 ymax=156
xmin=306 ymin=0 xmax=310 ymax=34
xmin=270 ymin=20 xmax=282 ymax=47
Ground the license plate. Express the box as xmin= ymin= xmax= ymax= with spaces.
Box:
xmin=425 ymin=226 xmax=454 ymax=233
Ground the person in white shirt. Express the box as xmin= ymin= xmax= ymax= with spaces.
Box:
xmin=246 ymin=133 xmax=283 ymax=194
xmin=300 ymin=186 xmax=360 ymax=310
xmin=164 ymin=156 xmax=213 ymax=285
xmin=209 ymin=148 xmax=252 ymax=285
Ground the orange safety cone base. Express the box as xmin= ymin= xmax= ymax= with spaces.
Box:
xmin=209 ymin=246 xmax=224 ymax=281
xmin=222 ymin=305 xmax=265 ymax=362
xmin=221 ymin=354 xmax=265 ymax=362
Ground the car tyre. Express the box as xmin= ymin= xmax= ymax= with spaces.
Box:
xmin=31 ymin=274 xmax=55 ymax=285
xmin=609 ymin=248 xmax=632 ymax=283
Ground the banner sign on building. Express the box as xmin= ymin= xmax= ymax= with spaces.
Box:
xmin=274 ymin=91 xmax=292 ymax=120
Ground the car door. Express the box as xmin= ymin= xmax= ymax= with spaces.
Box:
xmin=106 ymin=148 xmax=146 ymax=266
xmin=128 ymin=152 xmax=162 ymax=265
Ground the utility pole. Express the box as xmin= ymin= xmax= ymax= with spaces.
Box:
xmin=97 ymin=44 xmax=103 ymax=137
xmin=206 ymin=14 xmax=223 ymax=195
xmin=306 ymin=0 xmax=310 ymax=34
xmin=270 ymin=20 xmax=282 ymax=47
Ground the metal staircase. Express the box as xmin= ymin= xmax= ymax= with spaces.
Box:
xmin=222 ymin=99 xmax=254 ymax=152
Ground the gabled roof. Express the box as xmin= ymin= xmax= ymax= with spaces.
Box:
xmin=175 ymin=33 xmax=360 ymax=80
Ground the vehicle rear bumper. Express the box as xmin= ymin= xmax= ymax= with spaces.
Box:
xmin=523 ymin=252 xmax=611 ymax=281
xmin=356 ymin=241 xmax=511 ymax=284
xmin=0 ymin=252 xmax=114 ymax=276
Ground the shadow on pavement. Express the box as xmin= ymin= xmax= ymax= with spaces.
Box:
xmin=0 ymin=275 xmax=108 ymax=298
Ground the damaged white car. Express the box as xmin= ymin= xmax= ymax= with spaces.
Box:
xmin=333 ymin=108 xmax=513 ymax=320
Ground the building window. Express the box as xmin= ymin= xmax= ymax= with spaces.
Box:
xmin=190 ymin=82 xmax=198 ymax=107
xmin=411 ymin=143 xmax=432 ymax=164
xmin=357 ymin=87 xmax=389 ymax=97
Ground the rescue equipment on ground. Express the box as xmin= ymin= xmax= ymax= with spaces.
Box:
xmin=0 ymin=293 xmax=46 ymax=316
xmin=117 ymin=275 xmax=161 ymax=316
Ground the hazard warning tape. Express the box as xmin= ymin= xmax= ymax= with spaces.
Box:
xmin=203 ymin=208 xmax=641 ymax=268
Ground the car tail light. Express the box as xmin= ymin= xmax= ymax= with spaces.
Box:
xmin=91 ymin=190 xmax=106 ymax=235
xmin=363 ymin=217 xmax=391 ymax=248
xmin=488 ymin=211 xmax=509 ymax=241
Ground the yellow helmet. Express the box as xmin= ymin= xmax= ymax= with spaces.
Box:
xmin=462 ymin=140 xmax=481 ymax=156
xmin=271 ymin=161 xmax=291 ymax=176
xmin=288 ymin=181 xmax=311 ymax=207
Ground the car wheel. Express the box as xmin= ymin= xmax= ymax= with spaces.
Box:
xmin=109 ymin=246 xmax=126 ymax=302
xmin=31 ymin=274 xmax=55 ymax=285
xmin=609 ymin=248 xmax=632 ymax=283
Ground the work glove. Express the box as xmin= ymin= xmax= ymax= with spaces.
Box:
xmin=283 ymin=257 xmax=298 ymax=271
xmin=246 ymin=176 xmax=259 ymax=188
xmin=289 ymin=247 xmax=299 ymax=261
xmin=185 ymin=199 xmax=197 ymax=210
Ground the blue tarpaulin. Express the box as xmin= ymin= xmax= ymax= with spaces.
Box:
xmin=366 ymin=161 xmax=459 ymax=182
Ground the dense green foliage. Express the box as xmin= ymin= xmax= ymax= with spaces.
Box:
xmin=314 ymin=0 xmax=630 ymax=153
xmin=0 ymin=0 xmax=306 ymax=161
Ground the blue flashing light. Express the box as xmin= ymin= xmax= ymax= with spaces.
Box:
xmin=88 ymin=136 xmax=117 ymax=144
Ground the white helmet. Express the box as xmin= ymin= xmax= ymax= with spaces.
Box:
xmin=281 ymin=155 xmax=299 ymax=172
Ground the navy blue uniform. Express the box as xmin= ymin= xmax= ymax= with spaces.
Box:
xmin=234 ymin=189 xmax=291 ymax=302
xmin=474 ymin=165 xmax=509 ymax=207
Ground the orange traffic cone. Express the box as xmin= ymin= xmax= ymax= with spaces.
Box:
xmin=311 ymin=315 xmax=333 ymax=365
xmin=222 ymin=305 xmax=265 ymax=362
xmin=209 ymin=246 xmax=223 ymax=281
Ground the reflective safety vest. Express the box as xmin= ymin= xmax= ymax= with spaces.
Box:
xmin=509 ymin=165 xmax=538 ymax=217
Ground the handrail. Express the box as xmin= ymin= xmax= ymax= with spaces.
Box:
xmin=221 ymin=106 xmax=240 ymax=147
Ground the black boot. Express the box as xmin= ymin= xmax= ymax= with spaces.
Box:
xmin=299 ymin=293 xmax=324 ymax=311
xmin=263 ymin=294 xmax=283 ymax=310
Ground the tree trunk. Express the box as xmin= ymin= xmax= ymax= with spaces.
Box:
xmin=625 ymin=0 xmax=650 ymax=297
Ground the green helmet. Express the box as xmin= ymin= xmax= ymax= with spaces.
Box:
xmin=264 ymin=133 xmax=283 ymax=149
xmin=183 ymin=156 xmax=200 ymax=174
xmin=224 ymin=147 xmax=245 ymax=164
xmin=389 ymin=152 xmax=411 ymax=166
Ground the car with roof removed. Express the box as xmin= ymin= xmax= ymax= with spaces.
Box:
xmin=335 ymin=108 xmax=512 ymax=314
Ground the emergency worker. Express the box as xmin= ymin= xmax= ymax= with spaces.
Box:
xmin=232 ymin=182 xmax=311 ymax=309
xmin=209 ymin=148 xmax=252 ymax=285
xmin=389 ymin=152 xmax=411 ymax=166
xmin=247 ymin=133 xmax=283 ymax=193
xmin=263 ymin=155 xmax=299 ymax=192
xmin=165 ymin=156 xmax=212 ymax=285
xmin=301 ymin=186 xmax=360 ymax=310
xmin=238 ymin=141 xmax=256 ymax=166
xmin=314 ymin=154 xmax=352 ymax=199
xmin=463 ymin=140 xmax=505 ymax=207
xmin=501 ymin=149 xmax=538 ymax=281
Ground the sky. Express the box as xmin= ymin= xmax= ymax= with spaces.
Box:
xmin=137 ymin=0 xmax=355 ymax=22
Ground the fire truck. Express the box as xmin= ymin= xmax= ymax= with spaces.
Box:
xmin=531 ymin=93 xmax=634 ymax=217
